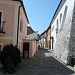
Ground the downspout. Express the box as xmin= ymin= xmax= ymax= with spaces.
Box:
xmin=17 ymin=5 xmax=22 ymax=46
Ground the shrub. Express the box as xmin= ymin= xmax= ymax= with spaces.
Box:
xmin=0 ymin=44 xmax=21 ymax=74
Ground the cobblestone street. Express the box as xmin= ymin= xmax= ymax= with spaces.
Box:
xmin=0 ymin=48 xmax=75 ymax=75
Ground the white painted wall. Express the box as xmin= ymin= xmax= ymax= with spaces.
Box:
xmin=26 ymin=32 xmax=38 ymax=40
xmin=51 ymin=0 xmax=74 ymax=50
xmin=51 ymin=0 xmax=75 ymax=64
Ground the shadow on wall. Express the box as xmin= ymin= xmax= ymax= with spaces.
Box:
xmin=43 ymin=51 xmax=75 ymax=75
xmin=13 ymin=48 xmax=75 ymax=75
xmin=44 ymin=56 xmax=75 ymax=75
xmin=68 ymin=2 xmax=75 ymax=66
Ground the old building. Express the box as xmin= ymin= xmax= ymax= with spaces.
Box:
xmin=24 ymin=26 xmax=38 ymax=58
xmin=27 ymin=26 xmax=35 ymax=35
xmin=50 ymin=0 xmax=75 ymax=65
xmin=46 ymin=26 xmax=51 ymax=49
xmin=0 ymin=0 xmax=38 ymax=59
xmin=39 ymin=31 xmax=46 ymax=48
xmin=0 ymin=0 xmax=29 ymax=56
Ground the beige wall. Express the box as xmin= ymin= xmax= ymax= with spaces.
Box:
xmin=31 ymin=40 xmax=36 ymax=57
xmin=0 ymin=39 xmax=13 ymax=46
xmin=46 ymin=29 xmax=51 ymax=48
xmin=18 ymin=41 xmax=23 ymax=57
xmin=0 ymin=3 xmax=16 ymax=48
xmin=23 ymin=40 xmax=37 ymax=58
xmin=0 ymin=1 xmax=29 ymax=58
xmin=18 ymin=7 xmax=28 ymax=55
xmin=47 ymin=29 xmax=50 ymax=42
xmin=0 ymin=3 xmax=15 ymax=37
xmin=18 ymin=7 xmax=27 ymax=41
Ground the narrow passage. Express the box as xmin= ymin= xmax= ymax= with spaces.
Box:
xmin=15 ymin=48 xmax=75 ymax=75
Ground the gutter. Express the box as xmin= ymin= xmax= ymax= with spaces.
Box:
xmin=49 ymin=0 xmax=66 ymax=26
xmin=17 ymin=5 xmax=22 ymax=46
xmin=16 ymin=0 xmax=29 ymax=46
xmin=20 ymin=1 xmax=29 ymax=24
xmin=14 ymin=0 xmax=29 ymax=24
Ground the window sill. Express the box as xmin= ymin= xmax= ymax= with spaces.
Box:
xmin=0 ymin=32 xmax=5 ymax=36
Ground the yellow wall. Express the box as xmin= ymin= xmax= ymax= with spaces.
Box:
xmin=46 ymin=29 xmax=51 ymax=48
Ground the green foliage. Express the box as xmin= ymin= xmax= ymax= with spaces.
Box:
xmin=0 ymin=44 xmax=21 ymax=74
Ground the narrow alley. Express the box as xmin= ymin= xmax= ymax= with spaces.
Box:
xmin=15 ymin=48 xmax=74 ymax=75
xmin=0 ymin=48 xmax=75 ymax=75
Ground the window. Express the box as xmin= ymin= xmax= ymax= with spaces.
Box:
xmin=60 ymin=6 xmax=68 ymax=31
xmin=60 ymin=13 xmax=62 ymax=23
xmin=56 ymin=19 xmax=59 ymax=33
xmin=57 ymin=19 xmax=58 ymax=29
xmin=56 ymin=19 xmax=59 ymax=37
xmin=20 ymin=19 xmax=23 ymax=32
xmin=51 ymin=25 xmax=54 ymax=32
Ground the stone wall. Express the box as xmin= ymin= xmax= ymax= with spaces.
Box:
xmin=68 ymin=3 xmax=75 ymax=62
xmin=54 ymin=0 xmax=74 ymax=64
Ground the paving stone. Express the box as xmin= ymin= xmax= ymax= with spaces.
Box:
xmin=0 ymin=48 xmax=75 ymax=75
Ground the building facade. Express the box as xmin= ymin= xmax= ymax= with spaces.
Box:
xmin=46 ymin=27 xmax=51 ymax=49
xmin=51 ymin=0 xmax=75 ymax=64
xmin=0 ymin=0 xmax=29 ymax=57
xmin=39 ymin=31 xmax=46 ymax=48
xmin=0 ymin=0 xmax=37 ymax=58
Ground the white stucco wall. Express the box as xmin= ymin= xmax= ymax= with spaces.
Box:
xmin=51 ymin=0 xmax=74 ymax=64
xmin=26 ymin=32 xmax=38 ymax=40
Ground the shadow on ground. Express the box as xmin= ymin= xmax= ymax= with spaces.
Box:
xmin=0 ymin=48 xmax=75 ymax=75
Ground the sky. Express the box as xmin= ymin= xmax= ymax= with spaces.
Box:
xmin=23 ymin=0 xmax=61 ymax=35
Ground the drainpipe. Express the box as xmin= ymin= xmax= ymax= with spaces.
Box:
xmin=17 ymin=5 xmax=22 ymax=46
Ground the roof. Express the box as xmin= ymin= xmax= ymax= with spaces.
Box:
xmin=49 ymin=0 xmax=66 ymax=26
xmin=40 ymin=0 xmax=64 ymax=36
xmin=14 ymin=0 xmax=29 ymax=23
xmin=46 ymin=25 xmax=51 ymax=32
xmin=40 ymin=30 xmax=46 ymax=36
xmin=27 ymin=26 xmax=35 ymax=35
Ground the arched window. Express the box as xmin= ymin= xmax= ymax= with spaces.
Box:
xmin=60 ymin=5 xmax=68 ymax=31
xmin=57 ymin=19 xmax=58 ymax=30
xmin=51 ymin=25 xmax=54 ymax=32
xmin=56 ymin=19 xmax=59 ymax=37
xmin=60 ymin=13 xmax=62 ymax=23
xmin=56 ymin=19 xmax=58 ymax=33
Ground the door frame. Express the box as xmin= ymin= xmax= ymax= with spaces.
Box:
xmin=23 ymin=42 xmax=29 ymax=58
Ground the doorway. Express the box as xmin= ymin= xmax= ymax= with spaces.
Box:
xmin=23 ymin=42 xmax=29 ymax=58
